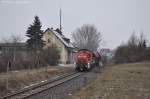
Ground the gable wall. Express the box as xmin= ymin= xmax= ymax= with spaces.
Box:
xmin=43 ymin=31 xmax=69 ymax=63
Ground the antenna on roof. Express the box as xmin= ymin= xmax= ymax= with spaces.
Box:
xmin=59 ymin=8 xmax=62 ymax=31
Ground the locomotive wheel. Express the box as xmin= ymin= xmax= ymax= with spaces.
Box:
xmin=84 ymin=66 xmax=90 ymax=72
xmin=80 ymin=67 xmax=84 ymax=72
xmin=85 ymin=67 xmax=89 ymax=72
xmin=75 ymin=64 xmax=82 ymax=72
xmin=75 ymin=67 xmax=81 ymax=72
xmin=75 ymin=63 xmax=81 ymax=72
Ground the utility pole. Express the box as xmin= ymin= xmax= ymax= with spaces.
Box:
xmin=59 ymin=8 xmax=62 ymax=31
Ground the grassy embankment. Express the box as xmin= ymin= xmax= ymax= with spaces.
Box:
xmin=0 ymin=66 xmax=73 ymax=96
xmin=71 ymin=62 xmax=150 ymax=99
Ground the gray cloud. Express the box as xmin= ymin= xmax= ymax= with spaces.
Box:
xmin=0 ymin=0 xmax=150 ymax=49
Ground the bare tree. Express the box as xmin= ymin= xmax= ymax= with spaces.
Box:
xmin=138 ymin=32 xmax=147 ymax=49
xmin=2 ymin=34 xmax=23 ymax=43
xmin=72 ymin=24 xmax=102 ymax=51
xmin=114 ymin=32 xmax=149 ymax=64
xmin=128 ymin=33 xmax=138 ymax=48
xmin=0 ymin=34 xmax=24 ymax=71
xmin=0 ymin=34 xmax=25 ymax=93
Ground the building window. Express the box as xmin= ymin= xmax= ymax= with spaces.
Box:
xmin=47 ymin=39 xmax=51 ymax=43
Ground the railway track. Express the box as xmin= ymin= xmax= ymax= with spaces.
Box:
xmin=0 ymin=72 xmax=83 ymax=99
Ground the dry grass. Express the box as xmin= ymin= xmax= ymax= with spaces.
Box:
xmin=71 ymin=62 xmax=150 ymax=99
xmin=0 ymin=66 xmax=73 ymax=96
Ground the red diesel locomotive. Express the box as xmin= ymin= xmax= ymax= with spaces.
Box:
xmin=74 ymin=49 xmax=102 ymax=72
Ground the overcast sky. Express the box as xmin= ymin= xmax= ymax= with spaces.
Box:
xmin=0 ymin=0 xmax=150 ymax=49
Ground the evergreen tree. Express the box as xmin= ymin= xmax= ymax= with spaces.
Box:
xmin=26 ymin=16 xmax=44 ymax=50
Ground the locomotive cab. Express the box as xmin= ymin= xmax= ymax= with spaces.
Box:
xmin=74 ymin=49 xmax=96 ymax=72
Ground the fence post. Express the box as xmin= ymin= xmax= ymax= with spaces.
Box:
xmin=6 ymin=61 xmax=11 ymax=94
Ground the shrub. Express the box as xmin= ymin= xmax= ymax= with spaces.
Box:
xmin=41 ymin=47 xmax=60 ymax=66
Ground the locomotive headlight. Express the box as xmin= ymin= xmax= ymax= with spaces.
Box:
xmin=74 ymin=63 xmax=76 ymax=68
xmin=87 ymin=63 xmax=90 ymax=69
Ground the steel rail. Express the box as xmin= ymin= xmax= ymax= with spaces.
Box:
xmin=0 ymin=72 xmax=80 ymax=99
xmin=22 ymin=72 xmax=83 ymax=99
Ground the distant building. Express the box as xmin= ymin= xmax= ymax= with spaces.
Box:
xmin=43 ymin=28 xmax=75 ymax=64
xmin=100 ymin=48 xmax=111 ymax=56
xmin=100 ymin=48 xmax=114 ymax=59
xmin=0 ymin=43 xmax=26 ymax=53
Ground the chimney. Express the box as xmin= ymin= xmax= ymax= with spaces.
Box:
xmin=55 ymin=28 xmax=62 ymax=35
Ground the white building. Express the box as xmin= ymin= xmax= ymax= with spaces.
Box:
xmin=43 ymin=28 xmax=76 ymax=64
